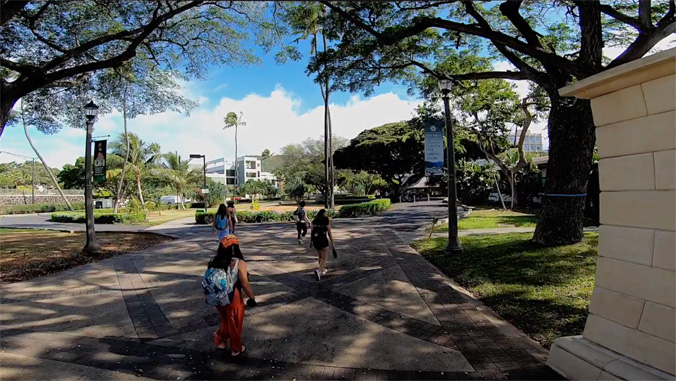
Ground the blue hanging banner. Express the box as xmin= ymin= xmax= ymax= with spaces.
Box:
xmin=424 ymin=121 xmax=444 ymax=176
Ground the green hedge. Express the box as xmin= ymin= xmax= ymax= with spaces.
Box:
xmin=0 ymin=202 xmax=86 ymax=215
xmin=50 ymin=211 xmax=146 ymax=224
xmin=337 ymin=199 xmax=391 ymax=218
xmin=193 ymin=200 xmax=389 ymax=224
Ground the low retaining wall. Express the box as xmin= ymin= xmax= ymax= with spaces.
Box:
xmin=0 ymin=195 xmax=85 ymax=206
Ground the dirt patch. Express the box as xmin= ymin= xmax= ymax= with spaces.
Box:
xmin=0 ymin=229 xmax=173 ymax=283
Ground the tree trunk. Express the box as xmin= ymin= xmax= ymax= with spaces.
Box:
xmin=21 ymin=102 xmax=74 ymax=211
xmin=136 ymin=172 xmax=145 ymax=205
xmin=533 ymin=95 xmax=596 ymax=245
xmin=0 ymin=93 xmax=18 ymax=140
xmin=509 ymin=171 xmax=516 ymax=209
xmin=113 ymin=89 xmax=130 ymax=213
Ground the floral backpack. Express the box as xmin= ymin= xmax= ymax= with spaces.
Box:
xmin=202 ymin=235 xmax=239 ymax=306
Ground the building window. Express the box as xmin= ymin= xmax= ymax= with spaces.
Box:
xmin=226 ymin=169 xmax=236 ymax=177
xmin=226 ymin=178 xmax=236 ymax=185
xmin=246 ymin=161 xmax=256 ymax=169
xmin=246 ymin=172 xmax=257 ymax=178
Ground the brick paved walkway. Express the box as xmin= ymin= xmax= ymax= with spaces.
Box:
xmin=0 ymin=217 xmax=563 ymax=380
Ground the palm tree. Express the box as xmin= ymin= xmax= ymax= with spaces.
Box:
xmin=223 ymin=111 xmax=246 ymax=186
xmin=152 ymin=152 xmax=196 ymax=209
xmin=288 ymin=3 xmax=334 ymax=208
xmin=110 ymin=133 xmax=159 ymax=205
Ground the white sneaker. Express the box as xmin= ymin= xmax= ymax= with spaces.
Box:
xmin=314 ymin=269 xmax=321 ymax=281
xmin=321 ymin=269 xmax=328 ymax=275
xmin=298 ymin=239 xmax=303 ymax=245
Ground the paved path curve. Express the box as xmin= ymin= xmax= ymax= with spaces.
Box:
xmin=0 ymin=204 xmax=563 ymax=380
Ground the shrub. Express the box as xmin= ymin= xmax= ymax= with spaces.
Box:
xmin=336 ymin=199 xmax=391 ymax=218
xmin=0 ymin=202 xmax=86 ymax=215
xmin=194 ymin=209 xmax=338 ymax=224
xmin=50 ymin=211 xmax=146 ymax=224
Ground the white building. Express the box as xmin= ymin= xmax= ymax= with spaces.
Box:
xmin=197 ymin=156 xmax=278 ymax=188
xmin=507 ymin=130 xmax=545 ymax=152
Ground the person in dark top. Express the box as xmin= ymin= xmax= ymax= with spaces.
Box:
xmin=209 ymin=235 xmax=256 ymax=356
xmin=294 ymin=201 xmax=311 ymax=245
xmin=310 ymin=209 xmax=335 ymax=281
xmin=227 ymin=200 xmax=238 ymax=233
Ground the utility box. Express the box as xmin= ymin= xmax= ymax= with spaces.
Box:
xmin=94 ymin=198 xmax=113 ymax=209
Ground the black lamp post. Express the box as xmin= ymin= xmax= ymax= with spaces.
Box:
xmin=83 ymin=100 xmax=100 ymax=253
xmin=439 ymin=79 xmax=463 ymax=254
xmin=190 ymin=154 xmax=208 ymax=206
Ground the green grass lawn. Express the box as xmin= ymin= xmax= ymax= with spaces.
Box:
xmin=412 ymin=232 xmax=598 ymax=348
xmin=433 ymin=209 xmax=539 ymax=231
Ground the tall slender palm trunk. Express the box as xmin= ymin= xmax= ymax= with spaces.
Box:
xmin=113 ymin=88 xmax=131 ymax=213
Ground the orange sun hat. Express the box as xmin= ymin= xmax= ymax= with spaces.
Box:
xmin=220 ymin=234 xmax=239 ymax=248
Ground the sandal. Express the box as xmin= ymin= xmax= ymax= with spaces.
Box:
xmin=231 ymin=345 xmax=246 ymax=357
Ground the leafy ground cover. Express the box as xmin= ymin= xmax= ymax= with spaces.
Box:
xmin=413 ymin=232 xmax=598 ymax=348
xmin=433 ymin=209 xmax=539 ymax=231
xmin=0 ymin=228 xmax=172 ymax=283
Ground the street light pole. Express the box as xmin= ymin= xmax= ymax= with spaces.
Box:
xmin=83 ymin=101 xmax=100 ymax=253
xmin=190 ymin=154 xmax=208 ymax=207
xmin=439 ymin=79 xmax=463 ymax=254
xmin=31 ymin=157 xmax=35 ymax=204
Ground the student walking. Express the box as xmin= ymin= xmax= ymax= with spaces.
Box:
xmin=227 ymin=201 xmax=238 ymax=234
xmin=202 ymin=235 xmax=257 ymax=356
xmin=293 ymin=201 xmax=311 ymax=245
xmin=212 ymin=204 xmax=233 ymax=242
xmin=310 ymin=209 xmax=335 ymax=281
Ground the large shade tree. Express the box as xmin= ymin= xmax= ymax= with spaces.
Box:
xmin=314 ymin=0 xmax=675 ymax=245
xmin=0 ymin=1 xmax=281 ymax=137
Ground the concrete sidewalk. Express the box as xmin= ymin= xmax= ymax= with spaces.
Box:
xmin=0 ymin=217 xmax=561 ymax=380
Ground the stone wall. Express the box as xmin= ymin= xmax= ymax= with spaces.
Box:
xmin=547 ymin=48 xmax=675 ymax=380
xmin=0 ymin=195 xmax=85 ymax=206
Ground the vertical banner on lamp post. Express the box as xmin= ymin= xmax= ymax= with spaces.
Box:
xmin=424 ymin=121 xmax=444 ymax=176
xmin=93 ymin=140 xmax=107 ymax=183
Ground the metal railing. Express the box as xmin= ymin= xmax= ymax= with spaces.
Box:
xmin=0 ymin=188 xmax=84 ymax=196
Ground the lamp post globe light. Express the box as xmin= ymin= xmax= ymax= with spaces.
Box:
xmin=83 ymin=100 xmax=100 ymax=253
xmin=438 ymin=78 xmax=463 ymax=254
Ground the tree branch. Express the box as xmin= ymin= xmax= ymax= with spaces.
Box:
xmin=463 ymin=1 xmax=550 ymax=83
xmin=499 ymin=0 xmax=544 ymax=48
xmin=576 ymin=1 xmax=603 ymax=71
xmin=43 ymin=1 xmax=202 ymax=72
xmin=608 ymin=19 xmax=676 ymax=67
xmin=0 ymin=58 xmax=35 ymax=74
xmin=322 ymin=1 xmax=583 ymax=78
xmin=0 ymin=0 xmax=28 ymax=26
xmin=599 ymin=4 xmax=644 ymax=31
xmin=639 ymin=0 xmax=652 ymax=28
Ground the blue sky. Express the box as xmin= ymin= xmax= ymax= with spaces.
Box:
xmin=0 ymin=38 xmax=421 ymax=169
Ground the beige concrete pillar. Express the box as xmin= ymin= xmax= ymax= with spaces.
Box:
xmin=547 ymin=48 xmax=676 ymax=380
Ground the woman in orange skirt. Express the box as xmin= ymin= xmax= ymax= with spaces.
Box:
xmin=208 ymin=235 xmax=256 ymax=356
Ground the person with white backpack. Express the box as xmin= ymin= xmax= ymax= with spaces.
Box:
xmin=212 ymin=204 xmax=233 ymax=242
xmin=202 ymin=235 xmax=256 ymax=356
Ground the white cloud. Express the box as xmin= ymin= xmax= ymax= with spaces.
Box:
xmin=0 ymin=85 xmax=421 ymax=168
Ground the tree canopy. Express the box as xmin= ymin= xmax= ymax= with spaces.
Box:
xmin=0 ymin=1 xmax=284 ymax=136
xmin=314 ymin=0 xmax=675 ymax=245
